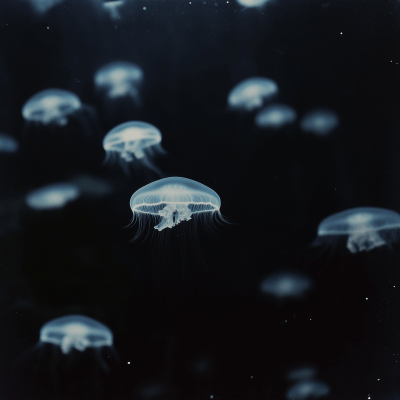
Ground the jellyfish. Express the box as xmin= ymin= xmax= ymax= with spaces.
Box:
xmin=255 ymin=104 xmax=297 ymax=129
xmin=0 ymin=132 xmax=18 ymax=153
xmin=22 ymin=89 xmax=82 ymax=127
xmin=286 ymin=380 xmax=330 ymax=400
xmin=130 ymin=177 xmax=222 ymax=235
xmin=317 ymin=207 xmax=400 ymax=253
xmin=236 ymin=0 xmax=270 ymax=7
xmin=260 ymin=272 xmax=312 ymax=299
xmin=103 ymin=121 xmax=164 ymax=175
xmin=227 ymin=77 xmax=278 ymax=112
xmin=103 ymin=1 xmax=124 ymax=20
xmin=26 ymin=183 xmax=80 ymax=210
xmin=300 ymin=109 xmax=339 ymax=136
xmin=94 ymin=61 xmax=143 ymax=102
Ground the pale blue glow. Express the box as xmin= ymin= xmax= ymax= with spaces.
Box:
xmin=22 ymin=89 xmax=81 ymax=126
xmin=94 ymin=62 xmax=143 ymax=99
xmin=130 ymin=177 xmax=221 ymax=232
xmin=26 ymin=0 xmax=102 ymax=14
xmin=300 ymin=109 xmax=339 ymax=135
xmin=40 ymin=315 xmax=113 ymax=355
xmin=318 ymin=207 xmax=400 ymax=253
xmin=260 ymin=272 xmax=311 ymax=298
xmin=255 ymin=104 xmax=297 ymax=128
xmin=236 ymin=0 xmax=270 ymax=7
xmin=287 ymin=367 xmax=317 ymax=381
xmin=103 ymin=1 xmax=124 ymax=20
xmin=26 ymin=183 xmax=80 ymax=210
xmin=228 ymin=77 xmax=278 ymax=111
xmin=286 ymin=380 xmax=329 ymax=400
xmin=0 ymin=133 xmax=18 ymax=153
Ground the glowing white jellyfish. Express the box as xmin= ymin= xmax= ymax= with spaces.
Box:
xmin=26 ymin=183 xmax=80 ymax=210
xmin=260 ymin=272 xmax=312 ymax=299
xmin=255 ymin=104 xmax=297 ymax=128
xmin=22 ymin=89 xmax=82 ymax=126
xmin=317 ymin=207 xmax=400 ymax=254
xmin=300 ymin=109 xmax=339 ymax=136
xmin=236 ymin=0 xmax=270 ymax=7
xmin=130 ymin=177 xmax=222 ymax=236
xmin=40 ymin=315 xmax=113 ymax=355
xmin=0 ymin=133 xmax=18 ymax=153
xmin=103 ymin=121 xmax=164 ymax=174
xmin=103 ymin=1 xmax=124 ymax=20
xmin=228 ymin=77 xmax=278 ymax=112
xmin=286 ymin=380 xmax=330 ymax=400
xmin=94 ymin=61 xmax=143 ymax=101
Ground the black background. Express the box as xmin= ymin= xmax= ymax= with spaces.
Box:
xmin=1 ymin=0 xmax=400 ymax=399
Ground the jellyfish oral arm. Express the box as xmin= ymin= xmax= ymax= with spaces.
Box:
xmin=154 ymin=203 xmax=192 ymax=231
xmin=346 ymin=230 xmax=386 ymax=253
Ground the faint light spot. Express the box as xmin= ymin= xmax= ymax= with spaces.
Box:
xmin=143 ymin=6 xmax=146 ymax=9
xmin=366 ymin=297 xmax=368 ymax=300
xmin=377 ymin=378 xmax=380 ymax=381
xmin=127 ymin=362 xmax=130 ymax=364
xmin=394 ymin=286 xmax=396 ymax=288
xmin=210 ymin=396 xmax=214 ymax=399
xmin=340 ymin=32 xmax=343 ymax=35
xmin=47 ymin=27 xmax=49 ymax=29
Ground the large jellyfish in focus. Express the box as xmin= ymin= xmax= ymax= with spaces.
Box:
xmin=286 ymin=380 xmax=330 ymax=400
xmin=130 ymin=177 xmax=223 ymax=237
xmin=22 ymin=89 xmax=82 ymax=127
xmin=103 ymin=121 xmax=164 ymax=175
xmin=260 ymin=272 xmax=312 ymax=299
xmin=316 ymin=207 xmax=400 ymax=253
xmin=300 ymin=109 xmax=339 ymax=136
xmin=0 ymin=132 xmax=18 ymax=153
xmin=26 ymin=183 xmax=80 ymax=210
xmin=228 ymin=77 xmax=278 ymax=112
xmin=255 ymin=104 xmax=297 ymax=129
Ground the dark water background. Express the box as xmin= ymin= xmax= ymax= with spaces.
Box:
xmin=1 ymin=0 xmax=400 ymax=399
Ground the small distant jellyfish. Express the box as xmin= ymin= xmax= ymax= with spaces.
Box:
xmin=26 ymin=0 xmax=64 ymax=14
xmin=286 ymin=380 xmax=330 ymax=400
xmin=26 ymin=183 xmax=80 ymax=210
xmin=103 ymin=1 xmax=124 ymax=20
xmin=228 ymin=77 xmax=278 ymax=112
xmin=255 ymin=104 xmax=297 ymax=129
xmin=260 ymin=272 xmax=312 ymax=299
xmin=317 ymin=207 xmax=400 ymax=254
xmin=22 ymin=89 xmax=82 ymax=127
xmin=236 ymin=0 xmax=270 ymax=7
xmin=94 ymin=61 xmax=144 ymax=102
xmin=103 ymin=121 xmax=164 ymax=175
xmin=0 ymin=133 xmax=18 ymax=153
xmin=300 ymin=109 xmax=339 ymax=136
xmin=130 ymin=177 xmax=223 ymax=237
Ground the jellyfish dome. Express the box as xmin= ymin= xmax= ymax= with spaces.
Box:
xmin=255 ymin=104 xmax=297 ymax=128
xmin=236 ymin=0 xmax=270 ymax=7
xmin=94 ymin=61 xmax=144 ymax=99
xmin=0 ymin=133 xmax=18 ymax=153
xmin=260 ymin=272 xmax=312 ymax=299
xmin=103 ymin=1 xmax=124 ymax=20
xmin=317 ymin=207 xmax=400 ymax=253
xmin=130 ymin=177 xmax=221 ymax=233
xmin=40 ymin=315 xmax=113 ymax=355
xmin=22 ymin=89 xmax=82 ymax=126
xmin=228 ymin=77 xmax=278 ymax=112
xmin=26 ymin=183 xmax=80 ymax=210
xmin=300 ymin=109 xmax=339 ymax=135
xmin=286 ymin=380 xmax=330 ymax=400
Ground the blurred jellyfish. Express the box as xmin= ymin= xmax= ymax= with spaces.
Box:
xmin=103 ymin=121 xmax=164 ymax=175
xmin=22 ymin=89 xmax=82 ymax=127
xmin=94 ymin=61 xmax=143 ymax=102
xmin=130 ymin=176 xmax=223 ymax=237
xmin=26 ymin=183 xmax=80 ymax=210
xmin=317 ymin=207 xmax=400 ymax=254
xmin=286 ymin=380 xmax=330 ymax=400
xmin=287 ymin=367 xmax=317 ymax=382
xmin=228 ymin=77 xmax=278 ymax=112
xmin=236 ymin=0 xmax=270 ymax=7
xmin=260 ymin=272 xmax=312 ymax=299
xmin=255 ymin=104 xmax=297 ymax=129
xmin=26 ymin=0 xmax=64 ymax=14
xmin=103 ymin=1 xmax=124 ymax=20
xmin=300 ymin=109 xmax=339 ymax=136
xmin=0 ymin=133 xmax=18 ymax=153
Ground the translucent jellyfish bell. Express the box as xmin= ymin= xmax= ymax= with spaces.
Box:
xmin=94 ymin=62 xmax=144 ymax=100
xmin=255 ymin=104 xmax=297 ymax=129
xmin=103 ymin=1 xmax=124 ymax=20
xmin=260 ymin=272 xmax=312 ymax=299
xmin=317 ymin=207 xmax=400 ymax=253
xmin=228 ymin=77 xmax=278 ymax=112
xmin=0 ymin=133 xmax=18 ymax=153
xmin=26 ymin=183 xmax=80 ymax=211
xmin=236 ymin=0 xmax=270 ymax=7
xmin=286 ymin=380 xmax=330 ymax=400
xmin=103 ymin=121 xmax=164 ymax=175
xmin=300 ymin=109 xmax=339 ymax=136
xmin=130 ymin=177 xmax=222 ymax=235
xmin=22 ymin=89 xmax=82 ymax=126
